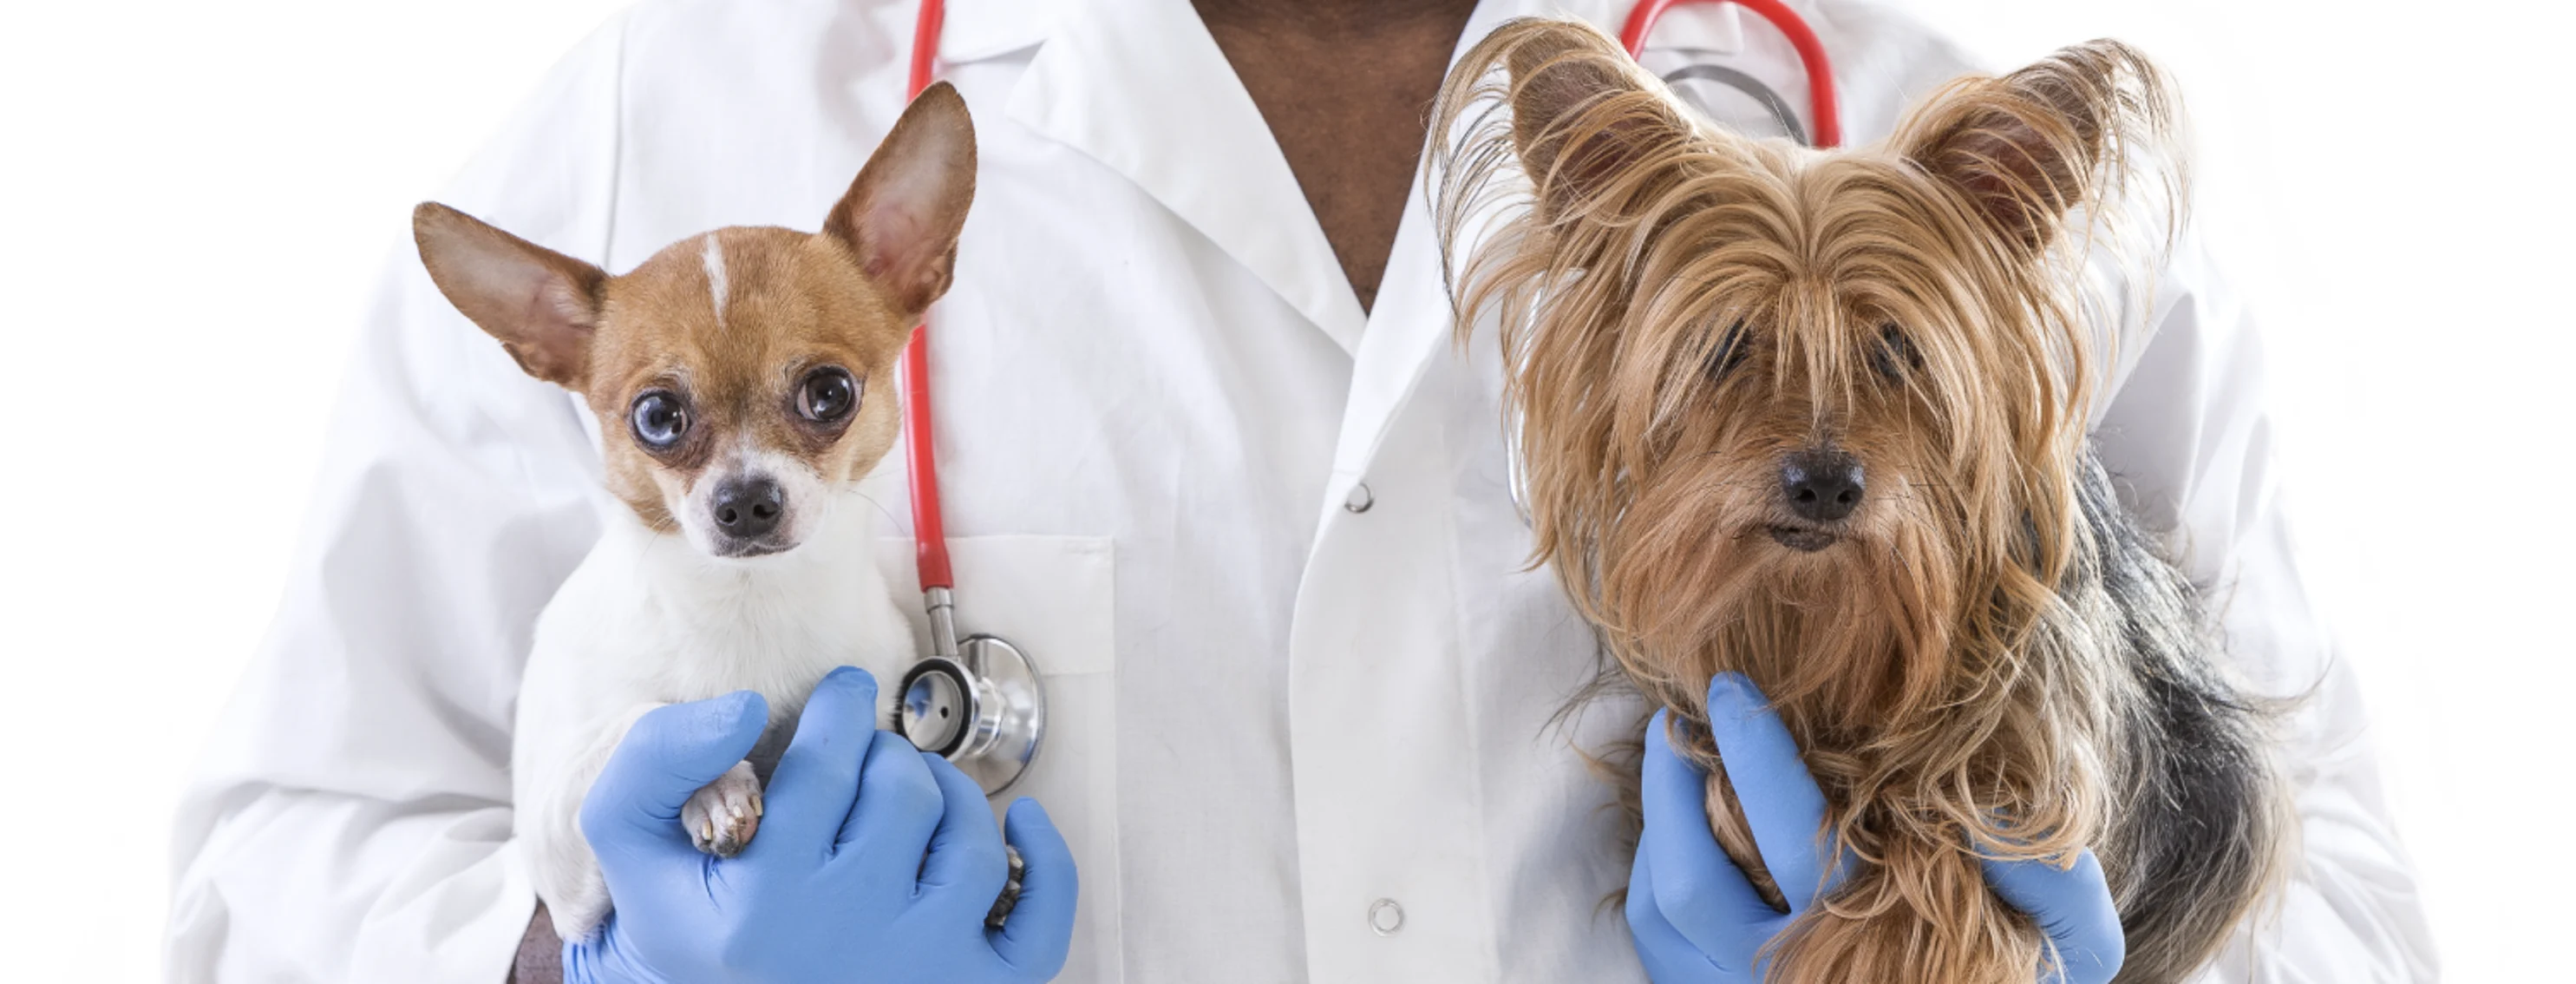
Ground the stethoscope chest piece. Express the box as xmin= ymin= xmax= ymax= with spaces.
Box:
xmin=895 ymin=587 xmax=1044 ymax=796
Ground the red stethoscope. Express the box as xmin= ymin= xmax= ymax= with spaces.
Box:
xmin=887 ymin=0 xmax=1044 ymax=797
xmin=1622 ymin=0 xmax=1840 ymax=148
xmin=888 ymin=0 xmax=1839 ymax=796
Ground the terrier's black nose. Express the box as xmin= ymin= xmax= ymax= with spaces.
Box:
xmin=711 ymin=476 xmax=785 ymax=539
xmin=1781 ymin=449 xmax=1866 ymax=522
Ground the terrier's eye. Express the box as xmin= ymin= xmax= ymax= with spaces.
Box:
xmin=1706 ymin=322 xmax=1749 ymax=382
xmin=630 ymin=390 xmax=690 ymax=449
xmin=798 ymin=366 xmax=860 ymax=423
xmin=1872 ymin=325 xmax=1922 ymax=380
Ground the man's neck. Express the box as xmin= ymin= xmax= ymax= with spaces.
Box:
xmin=1193 ymin=0 xmax=1482 ymax=33
xmin=1193 ymin=0 xmax=1484 ymax=313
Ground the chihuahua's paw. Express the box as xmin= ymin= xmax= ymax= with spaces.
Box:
xmin=683 ymin=760 xmax=763 ymax=857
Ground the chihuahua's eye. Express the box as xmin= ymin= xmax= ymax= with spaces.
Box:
xmin=798 ymin=367 xmax=860 ymax=423
xmin=1705 ymin=322 xmax=1749 ymax=383
xmin=1872 ymin=325 xmax=1922 ymax=381
xmin=630 ymin=391 xmax=690 ymax=449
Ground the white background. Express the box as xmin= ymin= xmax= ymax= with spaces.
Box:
xmin=0 ymin=1 xmax=2565 ymax=981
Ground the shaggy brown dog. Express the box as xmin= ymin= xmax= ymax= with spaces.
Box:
xmin=1432 ymin=19 xmax=2291 ymax=983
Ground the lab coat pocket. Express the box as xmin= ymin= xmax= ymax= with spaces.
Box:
xmin=875 ymin=535 xmax=1124 ymax=982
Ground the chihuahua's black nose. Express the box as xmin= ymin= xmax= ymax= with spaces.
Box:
xmin=711 ymin=476 xmax=785 ymax=539
xmin=1781 ymin=449 xmax=1865 ymax=522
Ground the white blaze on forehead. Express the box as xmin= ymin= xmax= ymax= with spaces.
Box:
xmin=702 ymin=234 xmax=729 ymax=329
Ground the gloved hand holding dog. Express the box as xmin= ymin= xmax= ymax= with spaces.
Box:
xmin=1628 ymin=673 xmax=2125 ymax=984
xmin=562 ymin=666 xmax=1078 ymax=983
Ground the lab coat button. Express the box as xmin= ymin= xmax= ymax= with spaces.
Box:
xmin=1344 ymin=482 xmax=1374 ymax=514
xmin=1368 ymin=897 xmax=1404 ymax=935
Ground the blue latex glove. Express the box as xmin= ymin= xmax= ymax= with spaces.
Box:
xmin=1627 ymin=672 xmax=2124 ymax=984
xmin=563 ymin=666 xmax=1078 ymax=983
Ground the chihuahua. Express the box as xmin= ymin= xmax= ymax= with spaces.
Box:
xmin=411 ymin=83 xmax=976 ymax=940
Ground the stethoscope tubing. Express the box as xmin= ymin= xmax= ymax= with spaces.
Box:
xmin=1621 ymin=0 xmax=1840 ymax=148
xmin=903 ymin=0 xmax=952 ymax=596
xmin=902 ymin=0 xmax=1054 ymax=799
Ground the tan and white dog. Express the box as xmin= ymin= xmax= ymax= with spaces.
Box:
xmin=410 ymin=83 xmax=977 ymax=941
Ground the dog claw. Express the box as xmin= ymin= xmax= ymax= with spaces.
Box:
xmin=681 ymin=761 xmax=764 ymax=857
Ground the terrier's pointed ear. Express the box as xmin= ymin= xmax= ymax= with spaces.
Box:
xmin=1500 ymin=21 xmax=1696 ymax=221
xmin=1899 ymin=41 xmax=2169 ymax=252
xmin=825 ymin=81 xmax=977 ymax=315
xmin=412 ymin=202 xmax=606 ymax=390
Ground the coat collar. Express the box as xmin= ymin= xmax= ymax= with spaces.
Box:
xmin=935 ymin=0 xmax=1056 ymax=64
xmin=1004 ymin=0 xmax=1368 ymax=352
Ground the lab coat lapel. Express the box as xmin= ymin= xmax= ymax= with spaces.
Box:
xmin=936 ymin=0 xmax=1056 ymax=62
xmin=1005 ymin=0 xmax=1368 ymax=352
xmin=1317 ymin=0 xmax=1593 ymax=490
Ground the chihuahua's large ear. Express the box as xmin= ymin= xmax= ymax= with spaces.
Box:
xmin=1897 ymin=40 xmax=2174 ymax=253
xmin=825 ymin=81 xmax=977 ymax=315
xmin=412 ymin=202 xmax=607 ymax=390
xmin=1484 ymin=19 xmax=1697 ymax=222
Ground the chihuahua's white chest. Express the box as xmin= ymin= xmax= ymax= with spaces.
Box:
xmin=523 ymin=495 xmax=912 ymax=718
xmin=511 ymin=492 xmax=914 ymax=937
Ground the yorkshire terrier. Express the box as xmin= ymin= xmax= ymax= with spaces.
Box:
xmin=1432 ymin=19 xmax=2292 ymax=984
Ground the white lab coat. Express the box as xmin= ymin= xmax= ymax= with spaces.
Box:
xmin=165 ymin=0 xmax=2439 ymax=981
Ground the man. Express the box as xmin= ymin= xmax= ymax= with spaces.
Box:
xmin=167 ymin=1 xmax=2437 ymax=981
